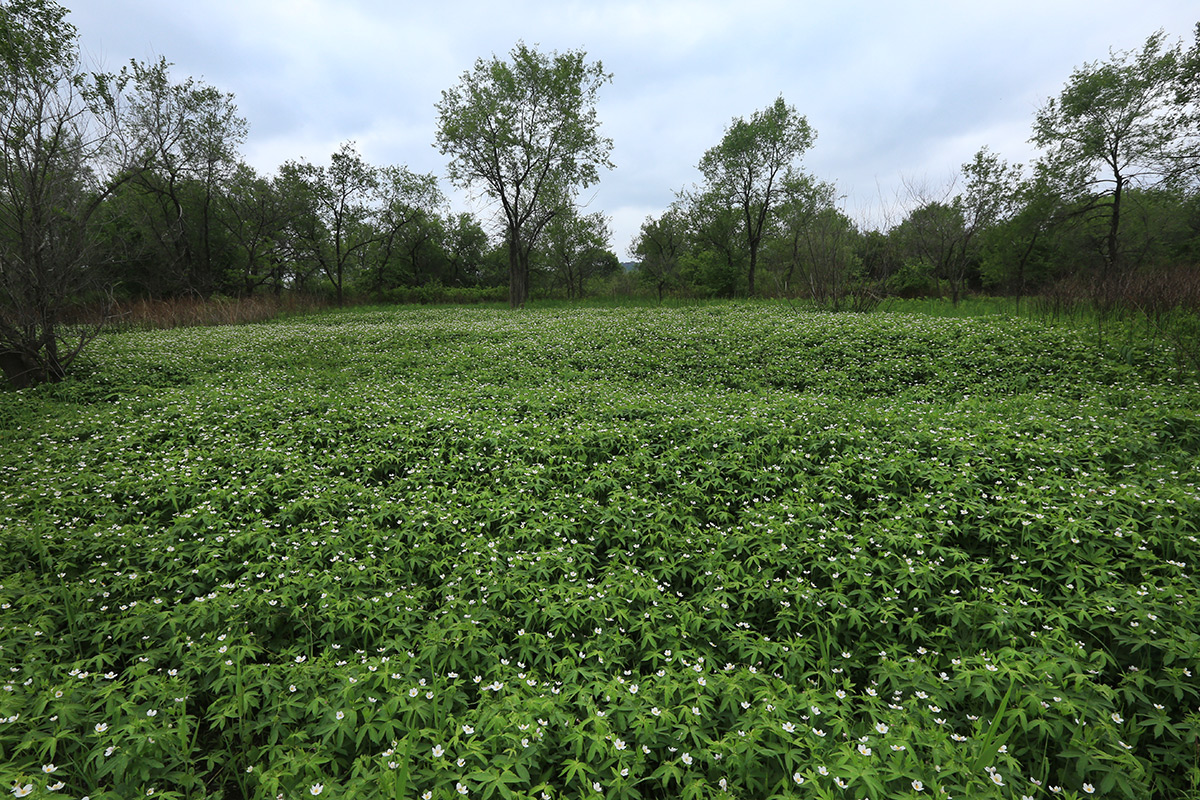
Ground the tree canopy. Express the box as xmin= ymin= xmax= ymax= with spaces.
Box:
xmin=698 ymin=96 xmax=815 ymax=295
xmin=435 ymin=42 xmax=613 ymax=307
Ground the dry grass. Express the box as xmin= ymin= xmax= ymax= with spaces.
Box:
xmin=101 ymin=294 xmax=334 ymax=330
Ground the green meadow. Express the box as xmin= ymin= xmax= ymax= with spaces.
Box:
xmin=1 ymin=304 xmax=1197 ymax=800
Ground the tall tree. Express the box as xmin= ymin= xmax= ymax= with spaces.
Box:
xmin=115 ymin=57 xmax=247 ymax=295
xmin=0 ymin=0 xmax=144 ymax=386
xmin=370 ymin=165 xmax=444 ymax=290
xmin=1032 ymin=29 xmax=1198 ymax=279
xmin=215 ymin=162 xmax=288 ymax=296
xmin=435 ymin=42 xmax=613 ymax=307
xmin=280 ymin=142 xmax=379 ymax=306
xmin=698 ymin=96 xmax=815 ymax=295
xmin=895 ymin=148 xmax=1023 ymax=304
xmin=441 ymin=212 xmax=490 ymax=287
xmin=677 ymin=186 xmax=743 ymax=297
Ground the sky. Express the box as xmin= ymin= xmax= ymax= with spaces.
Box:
xmin=70 ymin=0 xmax=1197 ymax=257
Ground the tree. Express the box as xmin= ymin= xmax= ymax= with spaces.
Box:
xmin=0 ymin=0 xmax=144 ymax=387
xmin=537 ymin=209 xmax=612 ymax=299
xmin=113 ymin=57 xmax=247 ymax=296
xmin=441 ymin=212 xmax=490 ymax=287
xmin=1032 ymin=28 xmax=1199 ymax=279
xmin=215 ymin=162 xmax=289 ymax=296
xmin=698 ymin=96 xmax=815 ymax=295
xmin=280 ymin=142 xmax=379 ymax=305
xmin=435 ymin=42 xmax=613 ymax=307
xmin=767 ymin=173 xmax=862 ymax=307
xmin=370 ymin=165 xmax=444 ymax=290
xmin=631 ymin=207 xmax=687 ymax=302
xmin=677 ymin=186 xmax=743 ymax=297
xmin=895 ymin=148 xmax=1023 ymax=303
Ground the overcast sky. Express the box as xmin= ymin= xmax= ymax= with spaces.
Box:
xmin=71 ymin=1 xmax=1197 ymax=256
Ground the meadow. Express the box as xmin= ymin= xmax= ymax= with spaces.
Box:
xmin=0 ymin=303 xmax=1197 ymax=800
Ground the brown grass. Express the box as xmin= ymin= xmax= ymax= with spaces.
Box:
xmin=101 ymin=294 xmax=334 ymax=330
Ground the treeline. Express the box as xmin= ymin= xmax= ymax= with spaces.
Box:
xmin=632 ymin=28 xmax=1200 ymax=309
xmin=2 ymin=0 xmax=1199 ymax=387
xmin=0 ymin=2 xmax=624 ymax=386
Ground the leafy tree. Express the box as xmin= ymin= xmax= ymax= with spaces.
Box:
xmin=697 ymin=96 xmax=815 ymax=295
xmin=631 ymin=207 xmax=687 ymax=302
xmin=215 ymin=162 xmax=290 ymax=296
xmin=677 ymin=186 xmax=743 ymax=297
xmin=765 ymin=173 xmax=863 ymax=306
xmin=896 ymin=148 xmax=1023 ymax=303
xmin=0 ymin=0 xmax=145 ymax=386
xmin=441 ymin=212 xmax=491 ymax=287
xmin=113 ymin=56 xmax=247 ymax=296
xmin=1032 ymin=28 xmax=1199 ymax=279
xmin=366 ymin=166 xmax=445 ymax=292
xmin=536 ymin=208 xmax=613 ymax=299
xmin=435 ymin=42 xmax=613 ymax=307
xmin=976 ymin=165 xmax=1064 ymax=298
xmin=280 ymin=142 xmax=379 ymax=305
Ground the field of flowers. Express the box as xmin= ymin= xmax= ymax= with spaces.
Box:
xmin=1 ymin=304 xmax=1198 ymax=800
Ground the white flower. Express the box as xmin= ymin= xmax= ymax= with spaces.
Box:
xmin=456 ymin=783 xmax=469 ymax=795
xmin=1082 ymin=784 xmax=1095 ymax=795
xmin=613 ymin=738 xmax=626 ymax=750
xmin=1111 ymin=712 xmax=1123 ymax=724
xmin=681 ymin=752 xmax=693 ymax=766
xmin=41 ymin=764 xmax=58 ymax=774
xmin=409 ymin=687 xmax=419 ymax=698
xmin=817 ymin=766 xmax=829 ymax=776
xmin=912 ymin=780 xmax=924 ymax=791
xmin=309 ymin=784 xmax=324 ymax=796
xmin=47 ymin=783 xmax=64 ymax=792
xmin=462 ymin=724 xmax=474 ymax=735
xmin=11 ymin=785 xmax=33 ymax=798
xmin=812 ymin=727 xmax=826 ymax=737
xmin=335 ymin=710 xmax=345 ymax=720
xmin=432 ymin=744 xmax=444 ymax=758
xmin=592 ymin=781 xmax=602 ymax=792
xmin=793 ymin=772 xmax=805 ymax=785
xmin=990 ymin=773 xmax=1004 ymax=787
xmin=857 ymin=743 xmax=872 ymax=756
xmin=782 ymin=721 xmax=796 ymax=733
xmin=875 ymin=722 xmax=889 ymax=734
xmin=93 ymin=722 xmax=107 ymax=734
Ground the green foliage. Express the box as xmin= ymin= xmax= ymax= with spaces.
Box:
xmin=435 ymin=42 xmax=614 ymax=308
xmin=697 ymin=96 xmax=816 ymax=296
xmin=1 ymin=305 xmax=1198 ymax=798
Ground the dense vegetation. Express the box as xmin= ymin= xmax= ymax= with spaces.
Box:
xmin=1 ymin=304 xmax=1198 ymax=799
xmin=3 ymin=0 xmax=1199 ymax=387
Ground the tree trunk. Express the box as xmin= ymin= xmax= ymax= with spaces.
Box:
xmin=1106 ymin=177 xmax=1123 ymax=280
xmin=508 ymin=231 xmax=528 ymax=307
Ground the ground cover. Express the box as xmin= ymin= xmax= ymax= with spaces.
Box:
xmin=0 ymin=304 xmax=1197 ymax=799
